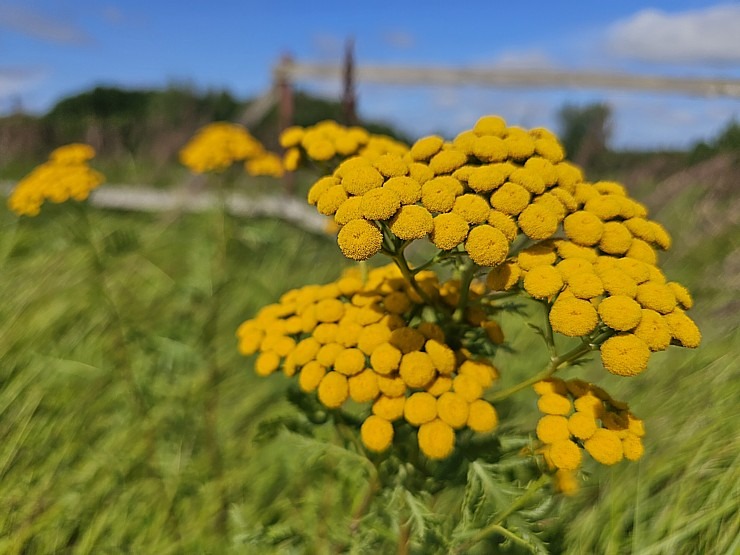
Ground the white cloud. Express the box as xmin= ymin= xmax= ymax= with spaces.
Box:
xmin=382 ymin=30 xmax=414 ymax=50
xmin=310 ymin=32 xmax=344 ymax=60
xmin=0 ymin=5 xmax=92 ymax=45
xmin=0 ymin=67 xmax=46 ymax=97
xmin=0 ymin=67 xmax=47 ymax=112
xmin=608 ymin=4 xmax=740 ymax=64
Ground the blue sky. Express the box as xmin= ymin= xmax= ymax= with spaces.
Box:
xmin=1 ymin=0 xmax=739 ymax=149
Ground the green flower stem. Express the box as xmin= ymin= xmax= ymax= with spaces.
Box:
xmin=389 ymin=250 xmax=438 ymax=311
xmin=201 ymin=176 xmax=232 ymax=535
xmin=452 ymin=259 xmax=477 ymax=323
xmin=541 ymin=300 xmax=557 ymax=360
xmin=487 ymin=340 xmax=596 ymax=403
xmin=453 ymin=473 xmax=550 ymax=553
xmin=410 ymin=249 xmax=465 ymax=275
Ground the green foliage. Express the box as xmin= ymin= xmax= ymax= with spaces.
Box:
xmin=0 ymin=86 xmax=409 ymax=185
xmin=557 ymin=103 xmax=612 ymax=166
xmin=689 ymin=120 xmax=740 ymax=164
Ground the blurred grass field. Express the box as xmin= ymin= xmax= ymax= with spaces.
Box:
xmin=0 ymin=168 xmax=738 ymax=553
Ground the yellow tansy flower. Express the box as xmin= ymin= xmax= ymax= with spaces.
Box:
xmin=337 ymin=219 xmax=383 ymax=261
xmin=436 ymin=392 xmax=469 ymax=429
xmin=361 ymin=415 xmax=394 ymax=452
xmin=466 ymin=399 xmax=498 ymax=432
xmin=317 ymin=371 xmax=349 ymax=408
xmin=600 ymin=334 xmax=651 ymax=376
xmin=418 ymin=419 xmax=456 ymax=459
xmin=404 ymin=392 xmax=438 ymax=425
xmin=549 ymin=297 xmax=599 ymax=337
xmin=584 ymin=429 xmax=624 ymax=465
xmin=465 ymin=225 xmax=509 ymax=267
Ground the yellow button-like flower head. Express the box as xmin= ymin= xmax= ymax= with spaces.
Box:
xmin=584 ymin=429 xmax=624 ymax=465
xmin=549 ymin=297 xmax=599 ymax=337
xmin=361 ymin=415 xmax=394 ymax=452
xmin=404 ymin=392 xmax=438 ymax=425
xmin=436 ymin=392 xmax=469 ymax=429
xmin=600 ymin=334 xmax=651 ymax=376
xmin=399 ymin=351 xmax=436 ymax=388
xmin=418 ymin=418 xmax=455 ymax=459
xmin=337 ymin=219 xmax=383 ymax=261
xmin=536 ymin=415 xmax=570 ymax=443
xmin=518 ymin=204 xmax=559 ymax=240
xmin=465 ymin=225 xmax=509 ymax=267
xmin=598 ymin=295 xmax=643 ymax=331
xmin=317 ymin=371 xmax=349 ymax=408
xmin=564 ymin=211 xmax=604 ymax=246
xmin=389 ymin=205 xmax=433 ymax=240
xmin=360 ymin=187 xmax=402 ymax=221
xmin=549 ymin=439 xmax=582 ymax=470
xmin=523 ymin=265 xmax=564 ymax=299
xmin=430 ymin=212 xmax=469 ymax=250
xmin=467 ymin=399 xmax=498 ymax=432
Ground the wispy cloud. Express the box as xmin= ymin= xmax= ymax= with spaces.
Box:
xmin=0 ymin=66 xmax=47 ymax=110
xmin=382 ymin=30 xmax=414 ymax=50
xmin=607 ymin=4 xmax=740 ymax=64
xmin=101 ymin=5 xmax=125 ymax=24
xmin=310 ymin=32 xmax=344 ymax=60
xmin=0 ymin=4 xmax=92 ymax=45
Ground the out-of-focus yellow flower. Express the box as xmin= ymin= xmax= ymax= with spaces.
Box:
xmin=180 ymin=122 xmax=262 ymax=173
xmin=418 ymin=419 xmax=455 ymax=459
xmin=245 ymin=152 xmax=284 ymax=177
xmin=49 ymin=143 xmax=95 ymax=164
xmin=486 ymin=261 xmax=521 ymax=291
xmin=372 ymin=395 xmax=406 ymax=421
xmin=361 ymin=415 xmax=394 ymax=452
xmin=536 ymin=415 xmax=570 ymax=443
xmin=584 ymin=429 xmax=624 ymax=465
xmin=410 ymin=135 xmax=444 ymax=161
xmin=404 ymin=392 xmax=438 ymax=425
xmin=663 ymin=309 xmax=701 ymax=348
xmin=8 ymin=145 xmax=105 ymax=216
xmin=549 ymin=439 xmax=582 ymax=470
xmin=466 ymin=399 xmax=498 ymax=432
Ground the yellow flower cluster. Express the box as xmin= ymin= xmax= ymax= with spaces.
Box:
xmin=179 ymin=122 xmax=265 ymax=173
xmin=8 ymin=144 xmax=105 ymax=216
xmin=236 ymin=264 xmax=501 ymax=459
xmin=279 ymin=120 xmax=409 ymax=171
xmin=535 ymin=378 xmax=645 ymax=493
xmin=305 ymin=115 xmax=591 ymax=263
xmin=244 ymin=152 xmax=285 ymax=178
xmin=486 ymin=218 xmax=699 ymax=376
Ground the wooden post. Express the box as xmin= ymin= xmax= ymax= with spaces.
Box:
xmin=341 ymin=38 xmax=357 ymax=126
xmin=276 ymin=54 xmax=295 ymax=195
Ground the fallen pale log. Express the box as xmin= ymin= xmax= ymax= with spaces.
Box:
xmin=1 ymin=182 xmax=330 ymax=235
